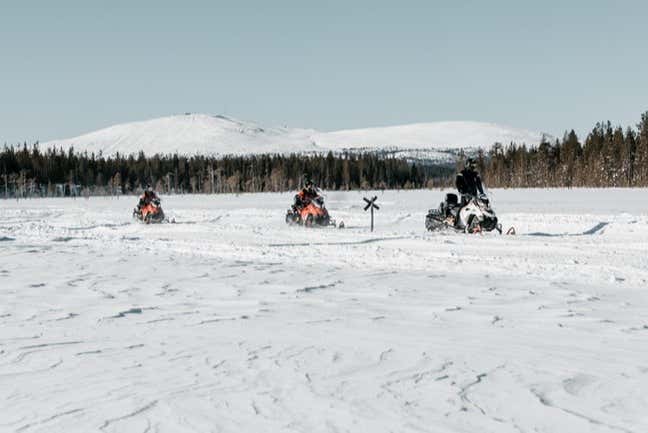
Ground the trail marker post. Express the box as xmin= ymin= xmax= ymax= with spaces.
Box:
xmin=363 ymin=196 xmax=379 ymax=232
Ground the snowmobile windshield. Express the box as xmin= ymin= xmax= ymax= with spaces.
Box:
xmin=309 ymin=197 xmax=324 ymax=208
xmin=482 ymin=183 xmax=490 ymax=196
xmin=481 ymin=183 xmax=495 ymax=205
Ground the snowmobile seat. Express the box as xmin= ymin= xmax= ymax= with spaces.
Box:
xmin=443 ymin=193 xmax=460 ymax=219
xmin=445 ymin=193 xmax=458 ymax=206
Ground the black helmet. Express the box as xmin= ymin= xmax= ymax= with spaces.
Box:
xmin=465 ymin=158 xmax=477 ymax=169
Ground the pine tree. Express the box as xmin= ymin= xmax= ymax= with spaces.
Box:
xmin=560 ymin=130 xmax=581 ymax=187
xmin=635 ymin=111 xmax=648 ymax=186
xmin=622 ymin=128 xmax=637 ymax=186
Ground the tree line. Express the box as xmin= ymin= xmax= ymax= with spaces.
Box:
xmin=479 ymin=111 xmax=648 ymax=188
xmin=2 ymin=110 xmax=647 ymax=197
xmin=0 ymin=146 xmax=453 ymax=198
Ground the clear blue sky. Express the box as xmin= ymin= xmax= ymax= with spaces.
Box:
xmin=1 ymin=0 xmax=646 ymax=144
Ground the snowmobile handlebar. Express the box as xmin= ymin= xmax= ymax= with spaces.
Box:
xmin=463 ymin=193 xmax=487 ymax=201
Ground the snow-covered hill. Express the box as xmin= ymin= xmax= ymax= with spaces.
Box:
xmin=43 ymin=113 xmax=549 ymax=161
xmin=44 ymin=114 xmax=321 ymax=157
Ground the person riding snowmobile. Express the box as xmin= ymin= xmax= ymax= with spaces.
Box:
xmin=456 ymin=158 xmax=485 ymax=202
xmin=137 ymin=186 xmax=159 ymax=211
xmin=293 ymin=179 xmax=320 ymax=210
xmin=425 ymin=158 xmax=500 ymax=233
xmin=286 ymin=177 xmax=337 ymax=226
xmin=438 ymin=158 xmax=486 ymax=225
xmin=132 ymin=185 xmax=166 ymax=223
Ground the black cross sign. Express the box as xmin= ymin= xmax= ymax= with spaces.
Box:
xmin=363 ymin=196 xmax=379 ymax=231
xmin=363 ymin=196 xmax=379 ymax=211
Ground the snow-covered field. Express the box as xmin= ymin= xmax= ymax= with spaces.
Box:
xmin=1 ymin=189 xmax=647 ymax=433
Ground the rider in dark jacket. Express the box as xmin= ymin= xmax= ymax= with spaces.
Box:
xmin=293 ymin=178 xmax=319 ymax=210
xmin=137 ymin=186 xmax=159 ymax=210
xmin=455 ymin=158 xmax=485 ymax=200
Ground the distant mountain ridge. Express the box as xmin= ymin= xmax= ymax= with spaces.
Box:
xmin=43 ymin=113 xmax=550 ymax=163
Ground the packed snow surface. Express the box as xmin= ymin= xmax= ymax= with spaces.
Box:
xmin=1 ymin=189 xmax=647 ymax=432
xmin=43 ymin=114 xmax=548 ymax=161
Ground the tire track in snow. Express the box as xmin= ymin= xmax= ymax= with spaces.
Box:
xmin=268 ymin=235 xmax=410 ymax=247
xmin=525 ymin=221 xmax=610 ymax=237
xmin=16 ymin=408 xmax=84 ymax=432
xmin=531 ymin=388 xmax=636 ymax=433
xmin=99 ymin=400 xmax=158 ymax=431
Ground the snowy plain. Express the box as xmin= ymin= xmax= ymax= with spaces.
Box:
xmin=1 ymin=189 xmax=647 ymax=433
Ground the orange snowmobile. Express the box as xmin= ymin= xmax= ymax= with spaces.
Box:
xmin=133 ymin=196 xmax=166 ymax=224
xmin=286 ymin=192 xmax=336 ymax=227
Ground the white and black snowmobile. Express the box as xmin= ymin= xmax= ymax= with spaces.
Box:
xmin=425 ymin=193 xmax=503 ymax=234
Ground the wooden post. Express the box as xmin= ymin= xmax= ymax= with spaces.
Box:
xmin=363 ymin=196 xmax=379 ymax=232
